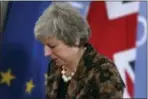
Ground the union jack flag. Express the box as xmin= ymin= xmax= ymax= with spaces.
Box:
xmin=70 ymin=1 xmax=140 ymax=98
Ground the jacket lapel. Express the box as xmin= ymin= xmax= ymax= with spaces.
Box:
xmin=46 ymin=62 xmax=61 ymax=99
xmin=67 ymin=59 xmax=86 ymax=99
xmin=67 ymin=43 xmax=97 ymax=99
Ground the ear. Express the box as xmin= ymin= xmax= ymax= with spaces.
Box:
xmin=75 ymin=39 xmax=80 ymax=46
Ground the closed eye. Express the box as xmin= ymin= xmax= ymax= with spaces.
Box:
xmin=47 ymin=44 xmax=56 ymax=49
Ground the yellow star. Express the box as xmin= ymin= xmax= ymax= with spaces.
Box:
xmin=25 ymin=79 xmax=35 ymax=94
xmin=44 ymin=73 xmax=48 ymax=85
xmin=0 ymin=68 xmax=16 ymax=86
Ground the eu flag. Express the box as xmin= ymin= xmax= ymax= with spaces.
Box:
xmin=0 ymin=1 xmax=51 ymax=99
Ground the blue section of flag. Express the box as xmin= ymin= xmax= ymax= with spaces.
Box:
xmin=135 ymin=1 xmax=147 ymax=98
xmin=0 ymin=1 xmax=52 ymax=99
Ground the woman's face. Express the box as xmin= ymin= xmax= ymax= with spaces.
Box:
xmin=44 ymin=36 xmax=79 ymax=66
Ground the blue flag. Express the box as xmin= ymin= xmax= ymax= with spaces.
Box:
xmin=0 ymin=1 xmax=52 ymax=99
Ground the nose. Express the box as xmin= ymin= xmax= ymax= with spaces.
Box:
xmin=44 ymin=45 xmax=52 ymax=57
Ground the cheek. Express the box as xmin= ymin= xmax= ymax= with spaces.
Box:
xmin=57 ymin=50 xmax=69 ymax=58
xmin=53 ymin=48 xmax=71 ymax=59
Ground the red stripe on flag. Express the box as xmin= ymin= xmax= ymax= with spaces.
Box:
xmin=125 ymin=70 xmax=134 ymax=97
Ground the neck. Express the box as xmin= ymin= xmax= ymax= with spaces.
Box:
xmin=65 ymin=47 xmax=86 ymax=74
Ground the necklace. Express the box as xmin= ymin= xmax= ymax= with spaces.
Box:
xmin=61 ymin=66 xmax=74 ymax=82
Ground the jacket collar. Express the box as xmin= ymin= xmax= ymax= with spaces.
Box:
xmin=72 ymin=43 xmax=98 ymax=80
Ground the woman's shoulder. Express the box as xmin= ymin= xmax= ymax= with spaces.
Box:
xmin=91 ymin=53 xmax=125 ymax=87
xmin=93 ymin=53 xmax=116 ymax=70
xmin=83 ymin=43 xmax=115 ymax=69
xmin=91 ymin=52 xmax=120 ymax=77
xmin=83 ymin=44 xmax=125 ymax=88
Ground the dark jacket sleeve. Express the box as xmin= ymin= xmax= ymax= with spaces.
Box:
xmin=95 ymin=62 xmax=125 ymax=99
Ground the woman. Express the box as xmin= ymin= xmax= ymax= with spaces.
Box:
xmin=34 ymin=2 xmax=125 ymax=99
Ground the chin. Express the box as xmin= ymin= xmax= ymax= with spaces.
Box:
xmin=55 ymin=60 xmax=65 ymax=66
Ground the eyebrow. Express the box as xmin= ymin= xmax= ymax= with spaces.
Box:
xmin=47 ymin=43 xmax=55 ymax=47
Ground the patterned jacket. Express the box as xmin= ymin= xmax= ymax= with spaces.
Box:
xmin=46 ymin=43 xmax=125 ymax=99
